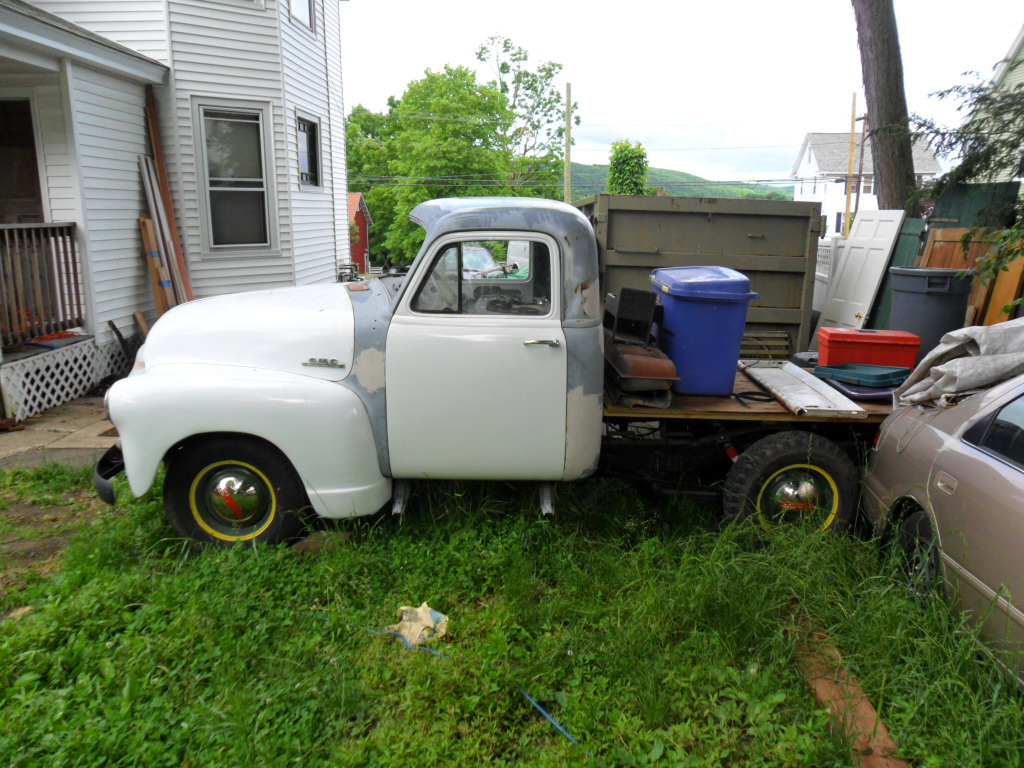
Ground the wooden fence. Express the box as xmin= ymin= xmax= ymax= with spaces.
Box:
xmin=0 ymin=223 xmax=83 ymax=348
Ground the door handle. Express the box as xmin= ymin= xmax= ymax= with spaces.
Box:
xmin=935 ymin=471 xmax=957 ymax=495
xmin=524 ymin=339 xmax=560 ymax=347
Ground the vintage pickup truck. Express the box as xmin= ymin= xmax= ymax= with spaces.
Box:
xmin=94 ymin=197 xmax=888 ymax=545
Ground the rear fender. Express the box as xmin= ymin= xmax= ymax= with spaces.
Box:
xmin=108 ymin=364 xmax=391 ymax=518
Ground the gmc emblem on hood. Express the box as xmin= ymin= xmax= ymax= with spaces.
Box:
xmin=302 ymin=357 xmax=345 ymax=369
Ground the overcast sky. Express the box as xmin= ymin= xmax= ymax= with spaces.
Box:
xmin=339 ymin=1 xmax=1022 ymax=185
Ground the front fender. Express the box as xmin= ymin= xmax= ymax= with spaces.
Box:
xmin=107 ymin=364 xmax=391 ymax=519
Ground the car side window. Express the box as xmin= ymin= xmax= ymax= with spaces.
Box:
xmin=969 ymin=394 xmax=1024 ymax=468
xmin=411 ymin=239 xmax=552 ymax=317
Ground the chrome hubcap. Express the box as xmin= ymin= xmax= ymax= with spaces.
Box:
xmin=759 ymin=468 xmax=836 ymax=528
xmin=197 ymin=465 xmax=273 ymax=531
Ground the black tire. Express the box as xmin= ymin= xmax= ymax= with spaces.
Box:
xmin=889 ymin=509 xmax=943 ymax=599
xmin=164 ymin=436 xmax=311 ymax=546
xmin=722 ymin=431 xmax=859 ymax=533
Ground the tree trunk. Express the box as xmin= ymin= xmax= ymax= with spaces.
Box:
xmin=851 ymin=0 xmax=921 ymax=216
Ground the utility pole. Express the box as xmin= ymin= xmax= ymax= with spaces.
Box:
xmin=854 ymin=116 xmax=869 ymax=217
xmin=843 ymin=93 xmax=856 ymax=238
xmin=564 ymin=83 xmax=572 ymax=204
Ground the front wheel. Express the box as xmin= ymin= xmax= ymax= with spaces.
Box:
xmin=722 ymin=431 xmax=860 ymax=533
xmin=164 ymin=436 xmax=312 ymax=546
xmin=887 ymin=509 xmax=943 ymax=600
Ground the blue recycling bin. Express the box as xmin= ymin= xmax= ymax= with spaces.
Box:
xmin=651 ymin=266 xmax=759 ymax=396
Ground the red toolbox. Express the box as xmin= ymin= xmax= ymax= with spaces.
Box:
xmin=818 ymin=328 xmax=920 ymax=368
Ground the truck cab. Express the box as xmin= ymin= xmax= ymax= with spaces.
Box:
xmin=95 ymin=198 xmax=603 ymax=545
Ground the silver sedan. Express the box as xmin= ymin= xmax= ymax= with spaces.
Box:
xmin=862 ymin=373 xmax=1024 ymax=684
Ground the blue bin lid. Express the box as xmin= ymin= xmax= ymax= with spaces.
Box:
xmin=650 ymin=266 xmax=759 ymax=301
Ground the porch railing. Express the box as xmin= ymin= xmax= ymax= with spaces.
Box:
xmin=0 ymin=223 xmax=83 ymax=348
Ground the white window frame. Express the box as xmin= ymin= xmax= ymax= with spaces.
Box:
xmin=289 ymin=0 xmax=314 ymax=30
xmin=193 ymin=98 xmax=279 ymax=257
xmin=296 ymin=113 xmax=322 ymax=189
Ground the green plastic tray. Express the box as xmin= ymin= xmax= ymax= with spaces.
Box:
xmin=813 ymin=363 xmax=910 ymax=387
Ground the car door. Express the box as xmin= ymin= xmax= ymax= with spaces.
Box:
xmin=386 ymin=234 xmax=567 ymax=480
xmin=928 ymin=391 xmax=1024 ymax=671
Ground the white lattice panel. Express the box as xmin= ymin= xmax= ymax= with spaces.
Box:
xmin=1 ymin=336 xmax=140 ymax=421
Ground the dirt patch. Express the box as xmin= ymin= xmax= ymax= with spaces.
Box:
xmin=0 ymin=495 xmax=100 ymax=605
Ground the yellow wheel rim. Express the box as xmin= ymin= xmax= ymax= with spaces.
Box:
xmin=188 ymin=460 xmax=277 ymax=542
xmin=755 ymin=463 xmax=840 ymax=533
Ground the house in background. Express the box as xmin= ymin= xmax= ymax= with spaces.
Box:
xmin=791 ymin=132 xmax=941 ymax=239
xmin=347 ymin=192 xmax=372 ymax=273
xmin=990 ymin=23 xmax=1024 ymax=186
xmin=0 ymin=0 xmax=350 ymax=420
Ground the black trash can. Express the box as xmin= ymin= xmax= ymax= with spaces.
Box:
xmin=888 ymin=267 xmax=975 ymax=362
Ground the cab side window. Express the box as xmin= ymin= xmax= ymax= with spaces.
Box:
xmin=411 ymin=239 xmax=552 ymax=317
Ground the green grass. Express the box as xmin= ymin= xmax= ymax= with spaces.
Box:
xmin=1 ymin=470 xmax=1022 ymax=766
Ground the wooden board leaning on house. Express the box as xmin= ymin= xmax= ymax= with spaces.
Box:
xmin=139 ymin=215 xmax=175 ymax=317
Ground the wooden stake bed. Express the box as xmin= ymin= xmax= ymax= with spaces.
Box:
xmin=603 ymin=370 xmax=892 ymax=424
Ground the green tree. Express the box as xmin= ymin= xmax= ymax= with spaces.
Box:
xmin=346 ymin=103 xmax=399 ymax=263
xmin=607 ymin=141 xmax=650 ymax=195
xmin=475 ymin=36 xmax=578 ymax=198
xmin=913 ymin=58 xmax=1024 ymax=300
xmin=385 ymin=66 xmax=513 ymax=262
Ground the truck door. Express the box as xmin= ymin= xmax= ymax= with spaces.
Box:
xmin=386 ymin=234 xmax=567 ymax=480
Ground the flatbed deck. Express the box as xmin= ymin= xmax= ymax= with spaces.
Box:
xmin=603 ymin=371 xmax=892 ymax=424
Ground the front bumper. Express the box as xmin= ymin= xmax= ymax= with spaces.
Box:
xmin=93 ymin=444 xmax=125 ymax=505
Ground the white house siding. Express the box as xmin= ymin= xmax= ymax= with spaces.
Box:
xmin=165 ymin=0 xmax=293 ymax=296
xmin=65 ymin=63 xmax=151 ymax=343
xmin=323 ymin=0 xmax=349 ymax=274
xmin=280 ymin=0 xmax=342 ymax=285
xmin=26 ymin=0 xmax=170 ymax=63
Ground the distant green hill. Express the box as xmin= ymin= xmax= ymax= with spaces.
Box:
xmin=568 ymin=163 xmax=793 ymax=203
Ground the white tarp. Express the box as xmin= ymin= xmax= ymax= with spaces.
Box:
xmin=895 ymin=317 xmax=1024 ymax=407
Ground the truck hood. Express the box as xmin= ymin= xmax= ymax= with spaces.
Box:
xmin=138 ymin=284 xmax=356 ymax=382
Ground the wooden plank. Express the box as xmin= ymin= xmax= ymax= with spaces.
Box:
xmin=920 ymin=227 xmax=974 ymax=268
xmin=140 ymin=156 xmax=187 ymax=305
xmin=983 ymin=257 xmax=1024 ymax=325
xmin=738 ymin=361 xmax=867 ymax=419
xmin=133 ymin=310 xmax=150 ymax=338
xmin=145 ymin=86 xmax=193 ymax=301
xmin=918 ymin=227 xmax=994 ymax=326
xmin=139 ymin=215 xmax=174 ymax=315
xmin=603 ymin=372 xmax=890 ymax=424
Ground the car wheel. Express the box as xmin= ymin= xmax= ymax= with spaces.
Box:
xmin=722 ymin=431 xmax=859 ymax=533
xmin=164 ymin=436 xmax=311 ymax=546
xmin=890 ymin=509 xmax=942 ymax=599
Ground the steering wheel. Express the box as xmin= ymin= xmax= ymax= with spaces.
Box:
xmin=416 ymin=271 xmax=459 ymax=312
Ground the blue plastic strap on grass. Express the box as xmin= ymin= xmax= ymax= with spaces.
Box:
xmin=516 ymin=685 xmax=582 ymax=746
xmin=304 ymin=612 xmax=597 ymax=761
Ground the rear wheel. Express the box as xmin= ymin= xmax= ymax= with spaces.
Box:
xmin=164 ymin=437 xmax=311 ymax=545
xmin=722 ymin=431 xmax=859 ymax=533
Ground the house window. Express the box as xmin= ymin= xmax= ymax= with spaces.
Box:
xmin=297 ymin=118 xmax=319 ymax=186
xmin=835 ymin=212 xmax=843 ymax=234
xmin=200 ymin=107 xmax=270 ymax=248
xmin=290 ymin=0 xmax=312 ymax=27
xmin=863 ymin=178 xmax=873 ymax=194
